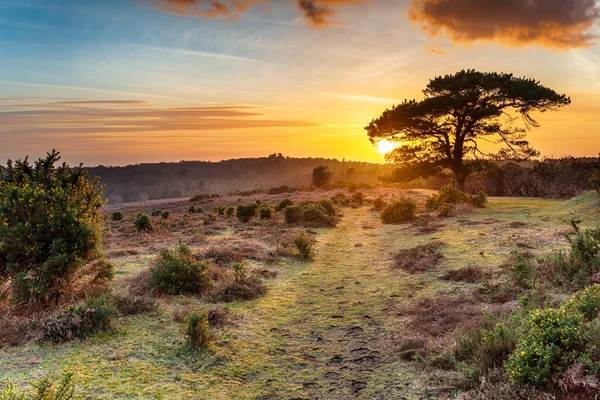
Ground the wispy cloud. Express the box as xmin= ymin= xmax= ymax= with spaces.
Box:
xmin=323 ymin=92 xmax=401 ymax=104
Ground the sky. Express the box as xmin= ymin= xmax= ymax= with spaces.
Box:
xmin=0 ymin=0 xmax=599 ymax=166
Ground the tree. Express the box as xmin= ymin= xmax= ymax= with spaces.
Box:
xmin=365 ymin=70 xmax=570 ymax=191
xmin=312 ymin=165 xmax=333 ymax=188
xmin=0 ymin=150 xmax=112 ymax=303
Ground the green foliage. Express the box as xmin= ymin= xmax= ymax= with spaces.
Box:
xmin=188 ymin=205 xmax=196 ymax=214
xmin=110 ymin=211 xmax=124 ymax=221
xmin=350 ymin=191 xmax=365 ymax=207
xmin=0 ymin=150 xmax=110 ymax=303
xmin=151 ymin=209 xmax=162 ymax=217
xmin=590 ymin=169 xmax=600 ymax=195
xmin=284 ymin=203 xmax=335 ymax=227
xmin=134 ymin=213 xmax=153 ymax=233
xmin=311 ymin=165 xmax=332 ymax=188
xmin=426 ymin=183 xmax=470 ymax=210
xmin=436 ymin=203 xmax=454 ymax=218
xmin=232 ymin=262 xmax=247 ymax=284
xmin=258 ymin=205 xmax=272 ymax=220
xmin=236 ymin=204 xmax=256 ymax=223
xmin=224 ymin=206 xmax=235 ymax=217
xmin=0 ymin=371 xmax=80 ymax=400
xmin=372 ymin=197 xmax=387 ymax=211
xmin=293 ymin=232 xmax=314 ymax=260
xmin=318 ymin=199 xmax=336 ymax=216
xmin=284 ymin=205 xmax=302 ymax=224
xmin=509 ymin=255 xmax=539 ymax=290
xmin=43 ymin=295 xmax=115 ymax=342
xmin=183 ymin=313 xmax=210 ymax=350
xmin=275 ymin=198 xmax=293 ymax=212
xmin=380 ymin=197 xmax=416 ymax=224
xmin=160 ymin=210 xmax=170 ymax=219
xmin=150 ymin=244 xmax=211 ymax=295
xmin=469 ymin=191 xmax=488 ymax=208
xmin=214 ymin=205 xmax=225 ymax=215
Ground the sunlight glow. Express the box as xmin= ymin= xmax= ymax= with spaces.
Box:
xmin=377 ymin=139 xmax=398 ymax=155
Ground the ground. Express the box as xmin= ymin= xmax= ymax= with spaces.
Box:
xmin=1 ymin=189 xmax=598 ymax=399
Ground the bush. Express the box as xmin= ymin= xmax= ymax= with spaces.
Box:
xmin=43 ymin=295 xmax=115 ymax=342
xmin=319 ymin=199 xmax=336 ymax=216
xmin=275 ymin=198 xmax=294 ymax=212
xmin=298 ymin=203 xmax=336 ymax=227
xmin=224 ymin=206 xmax=235 ymax=217
xmin=258 ymin=205 xmax=272 ymax=220
xmin=294 ymin=232 xmax=314 ymax=260
xmin=350 ymin=191 xmax=365 ymax=207
xmin=437 ymin=203 xmax=455 ymax=217
xmin=188 ymin=205 xmax=196 ymax=214
xmin=372 ymin=197 xmax=387 ymax=211
xmin=0 ymin=151 xmax=111 ymax=303
xmin=111 ymin=211 xmax=124 ymax=221
xmin=0 ymin=371 xmax=79 ymax=400
xmin=134 ymin=213 xmax=153 ymax=233
xmin=590 ymin=169 xmax=600 ymax=195
xmin=151 ymin=209 xmax=162 ymax=217
xmin=381 ymin=197 xmax=416 ymax=224
xmin=426 ymin=183 xmax=470 ymax=210
xmin=330 ymin=192 xmax=347 ymax=205
xmin=312 ymin=165 xmax=332 ymax=188
xmin=183 ymin=313 xmax=210 ymax=350
xmin=469 ymin=191 xmax=488 ymax=208
xmin=150 ymin=244 xmax=211 ymax=295
xmin=284 ymin=205 xmax=302 ymax=224
xmin=161 ymin=210 xmax=170 ymax=219
xmin=236 ymin=204 xmax=256 ymax=223
xmin=214 ymin=205 xmax=225 ymax=215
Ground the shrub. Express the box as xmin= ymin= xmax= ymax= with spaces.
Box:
xmin=381 ymin=197 xmax=416 ymax=224
xmin=372 ymin=197 xmax=387 ymax=211
xmin=150 ymin=244 xmax=211 ymax=295
xmin=299 ymin=203 xmax=335 ymax=227
xmin=294 ymin=232 xmax=314 ymax=260
xmin=258 ymin=205 xmax=272 ymax=220
xmin=183 ymin=313 xmax=210 ymax=350
xmin=0 ymin=371 xmax=79 ymax=400
xmin=284 ymin=205 xmax=302 ymax=224
xmin=224 ymin=206 xmax=235 ymax=217
xmin=151 ymin=209 xmax=162 ymax=217
xmin=437 ymin=203 xmax=455 ymax=218
xmin=275 ymin=198 xmax=294 ymax=212
xmin=509 ymin=255 xmax=538 ymax=290
xmin=190 ymin=194 xmax=210 ymax=202
xmin=236 ymin=204 xmax=256 ymax=223
xmin=0 ymin=151 xmax=111 ymax=303
xmin=111 ymin=211 xmax=124 ymax=221
xmin=312 ymin=165 xmax=332 ymax=188
xmin=469 ymin=191 xmax=488 ymax=208
xmin=319 ymin=199 xmax=336 ymax=216
xmin=426 ymin=183 xmax=470 ymax=210
xmin=232 ymin=262 xmax=247 ymax=284
xmin=43 ymin=295 xmax=115 ymax=342
xmin=590 ymin=169 xmax=600 ymax=195
xmin=330 ymin=192 xmax=346 ymax=205
xmin=350 ymin=191 xmax=365 ymax=207
xmin=214 ymin=205 xmax=225 ymax=215
xmin=160 ymin=210 xmax=170 ymax=219
xmin=134 ymin=213 xmax=153 ymax=233
xmin=188 ymin=205 xmax=196 ymax=214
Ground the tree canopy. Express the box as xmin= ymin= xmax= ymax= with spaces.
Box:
xmin=365 ymin=70 xmax=571 ymax=190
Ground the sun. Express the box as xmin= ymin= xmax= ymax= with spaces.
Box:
xmin=377 ymin=139 xmax=398 ymax=155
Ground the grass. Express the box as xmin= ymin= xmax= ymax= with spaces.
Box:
xmin=1 ymin=190 xmax=596 ymax=399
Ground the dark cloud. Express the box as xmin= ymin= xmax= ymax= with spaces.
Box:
xmin=297 ymin=0 xmax=334 ymax=26
xmin=409 ymin=0 xmax=599 ymax=49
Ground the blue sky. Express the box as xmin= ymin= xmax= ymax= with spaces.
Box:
xmin=1 ymin=0 xmax=599 ymax=165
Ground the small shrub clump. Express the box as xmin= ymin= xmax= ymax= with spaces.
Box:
xmin=294 ymin=232 xmax=314 ymax=260
xmin=372 ymin=197 xmax=387 ymax=211
xmin=275 ymin=198 xmax=294 ymax=212
xmin=258 ymin=205 xmax=272 ymax=220
xmin=224 ymin=206 xmax=235 ymax=217
xmin=134 ymin=213 xmax=153 ymax=233
xmin=236 ymin=204 xmax=256 ymax=223
xmin=111 ymin=211 xmax=124 ymax=221
xmin=284 ymin=203 xmax=335 ymax=227
xmin=0 ymin=371 xmax=80 ymax=400
xmin=183 ymin=313 xmax=211 ymax=350
xmin=150 ymin=244 xmax=211 ymax=295
xmin=151 ymin=209 xmax=162 ymax=217
xmin=161 ymin=210 xmax=170 ymax=219
xmin=436 ymin=203 xmax=455 ymax=218
xmin=426 ymin=183 xmax=487 ymax=211
xmin=381 ymin=197 xmax=417 ymax=224
xmin=350 ymin=191 xmax=365 ymax=208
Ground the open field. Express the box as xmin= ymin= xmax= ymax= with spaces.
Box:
xmin=1 ymin=188 xmax=599 ymax=399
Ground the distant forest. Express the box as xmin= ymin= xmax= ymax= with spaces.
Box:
xmin=87 ymin=154 xmax=600 ymax=204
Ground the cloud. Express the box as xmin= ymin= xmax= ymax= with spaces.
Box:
xmin=408 ymin=0 xmax=600 ymax=49
xmin=50 ymin=100 xmax=152 ymax=107
xmin=146 ymin=0 xmax=372 ymax=26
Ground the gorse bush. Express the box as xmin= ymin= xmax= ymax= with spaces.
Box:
xmin=0 ymin=371 xmax=80 ymax=400
xmin=236 ymin=204 xmax=256 ymax=223
xmin=350 ymin=191 xmax=365 ymax=207
xmin=224 ymin=206 xmax=235 ymax=217
xmin=381 ymin=197 xmax=416 ymax=224
xmin=293 ymin=232 xmax=314 ymax=260
xmin=469 ymin=191 xmax=488 ymax=208
xmin=110 ymin=211 xmax=124 ymax=221
xmin=318 ymin=199 xmax=336 ymax=216
xmin=372 ymin=197 xmax=387 ymax=211
xmin=151 ymin=209 xmax=162 ymax=217
xmin=258 ymin=205 xmax=272 ymax=220
xmin=0 ymin=150 xmax=111 ymax=304
xmin=160 ymin=210 xmax=170 ymax=219
xmin=436 ymin=203 xmax=454 ymax=218
xmin=150 ymin=244 xmax=211 ymax=295
xmin=134 ymin=213 xmax=152 ymax=233
xmin=275 ymin=198 xmax=293 ymax=212
xmin=426 ymin=183 xmax=487 ymax=210
xmin=183 ymin=313 xmax=210 ymax=350
xmin=284 ymin=203 xmax=335 ymax=227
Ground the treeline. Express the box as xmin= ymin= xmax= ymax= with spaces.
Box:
xmin=88 ymin=154 xmax=397 ymax=204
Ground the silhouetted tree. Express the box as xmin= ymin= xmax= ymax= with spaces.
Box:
xmin=312 ymin=165 xmax=332 ymax=187
xmin=366 ymin=70 xmax=571 ymax=191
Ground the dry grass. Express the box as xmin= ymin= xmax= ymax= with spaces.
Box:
xmin=441 ymin=266 xmax=485 ymax=283
xmin=392 ymin=242 xmax=445 ymax=273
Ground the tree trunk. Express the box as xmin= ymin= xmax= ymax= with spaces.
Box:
xmin=453 ymin=170 xmax=467 ymax=192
